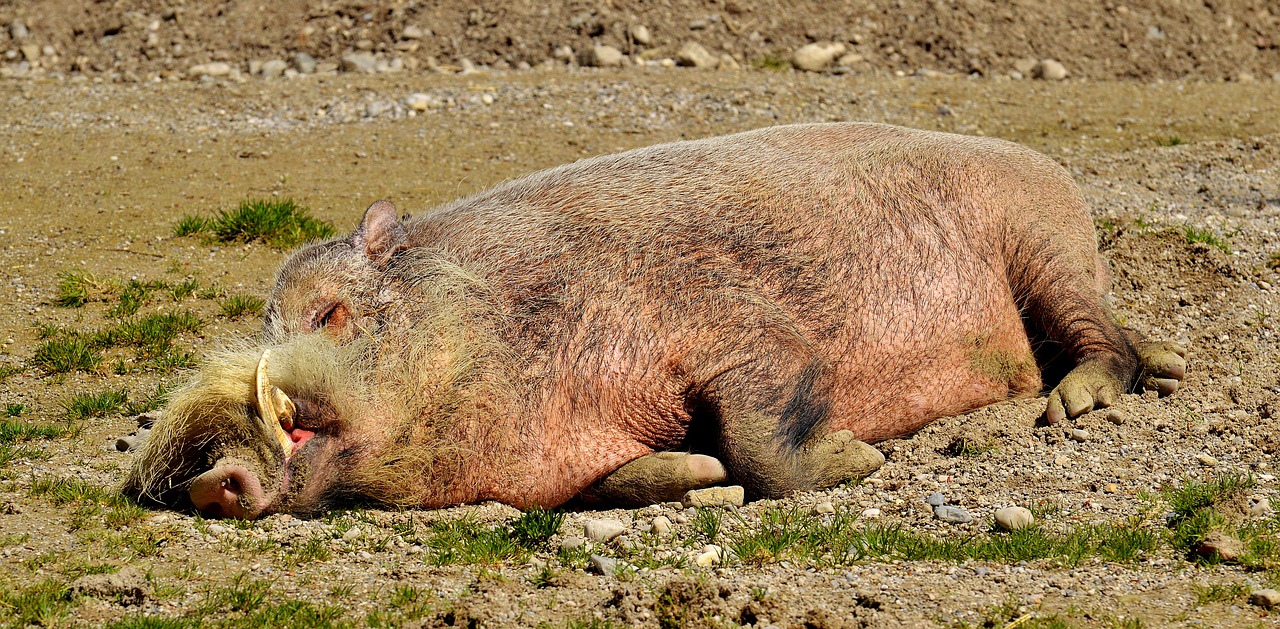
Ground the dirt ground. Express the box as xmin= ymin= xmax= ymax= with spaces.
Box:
xmin=3 ymin=3 xmax=1280 ymax=628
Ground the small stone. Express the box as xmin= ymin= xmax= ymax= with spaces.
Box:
xmin=814 ymin=501 xmax=836 ymax=515
xmin=1069 ymin=428 xmax=1089 ymax=442
xmin=1054 ymin=455 xmax=1071 ymax=466
xmin=682 ymin=485 xmax=743 ymax=507
xmin=1196 ymin=531 xmax=1244 ymax=562
xmin=1013 ymin=58 xmax=1038 ymax=75
xmin=861 ymin=508 xmax=881 ymax=519
xmin=188 ymin=62 xmax=231 ymax=78
xmin=1105 ymin=409 xmax=1128 ymax=425
xmin=584 ymin=519 xmax=626 ymax=542
xmin=1197 ymin=453 xmax=1219 ymax=466
xmin=9 ymin=21 xmax=29 ymax=40
xmin=630 ymin=24 xmax=652 ymax=46
xmin=115 ymin=435 xmax=137 ymax=452
xmin=207 ymin=524 xmax=227 ymax=535
xmin=585 ymin=45 xmax=624 ymax=68
xmin=650 ymin=516 xmax=672 ymax=536
xmin=343 ymin=527 xmax=362 ymax=541
xmin=341 ymin=52 xmax=377 ymax=73
xmin=994 ymin=506 xmax=1034 ymax=531
xmin=675 ymin=42 xmax=718 ymax=68
xmin=1249 ymin=496 xmax=1272 ymax=517
xmin=559 ymin=535 xmax=586 ymax=551
xmin=70 ymin=568 xmax=148 ymax=605
xmin=695 ymin=545 xmax=722 ymax=566
xmin=20 ymin=44 xmax=40 ymax=62
xmin=590 ymin=554 xmax=618 ymax=575
xmin=293 ymin=52 xmax=317 ymax=74
xmin=836 ymin=53 xmax=864 ymax=66
xmin=718 ymin=54 xmax=741 ymax=70
xmin=925 ymin=492 xmax=946 ymax=507
xmin=1103 ymin=483 xmax=1119 ymax=493
xmin=404 ymin=93 xmax=434 ymax=111
xmin=1250 ymin=589 xmax=1280 ymax=609
xmin=260 ymin=59 xmax=288 ymax=79
xmin=1034 ymin=59 xmax=1068 ymax=80
xmin=248 ymin=59 xmax=263 ymax=75
xmin=792 ymin=42 xmax=846 ymax=72
xmin=401 ymin=25 xmax=425 ymax=40
xmin=933 ymin=505 xmax=972 ymax=523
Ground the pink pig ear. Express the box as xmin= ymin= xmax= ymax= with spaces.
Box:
xmin=353 ymin=199 xmax=407 ymax=264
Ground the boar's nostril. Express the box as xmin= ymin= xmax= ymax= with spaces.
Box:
xmin=188 ymin=462 xmax=266 ymax=519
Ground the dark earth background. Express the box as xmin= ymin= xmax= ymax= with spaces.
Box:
xmin=1 ymin=1 xmax=1280 ymax=627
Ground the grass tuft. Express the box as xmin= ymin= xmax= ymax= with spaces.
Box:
xmin=0 ymin=580 xmax=74 ymax=627
xmin=53 ymin=270 xmax=102 ymax=307
xmin=172 ymin=215 xmax=209 ymax=237
xmin=1193 ymin=581 xmax=1249 ymax=605
xmin=62 ymin=388 xmax=129 ymax=420
xmin=219 ymin=294 xmax=266 ymax=319
xmin=31 ymin=334 xmax=102 ymax=373
xmin=1156 ymin=136 xmax=1184 ymax=147
xmin=207 ymin=198 xmax=335 ymax=249
xmin=511 ymin=508 xmax=565 ymax=549
xmin=1183 ymin=225 xmax=1231 ymax=253
xmin=0 ymin=419 xmax=68 ymax=445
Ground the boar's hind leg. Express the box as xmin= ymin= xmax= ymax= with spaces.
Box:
xmin=579 ymin=452 xmax=728 ymax=508
xmin=1126 ymin=330 xmax=1187 ymax=396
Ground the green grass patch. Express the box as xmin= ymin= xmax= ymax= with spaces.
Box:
xmin=0 ymin=579 xmax=74 ymax=628
xmin=5 ymin=403 xmax=26 ymax=417
xmin=218 ymin=294 xmax=266 ymax=319
xmin=0 ymin=419 xmax=68 ymax=445
xmin=1183 ymin=225 xmax=1231 ymax=253
xmin=0 ymin=364 xmax=20 ymax=381
xmin=752 ymin=53 xmax=791 ymax=70
xmin=170 ymin=277 xmax=200 ymax=301
xmin=1156 ymin=136 xmax=1184 ymax=147
xmin=183 ymin=198 xmax=335 ymax=250
xmin=692 ymin=507 xmax=723 ymax=543
xmin=53 ymin=270 xmax=104 ymax=307
xmin=107 ymin=279 xmax=164 ymax=318
xmin=62 ymin=388 xmax=129 ymax=420
xmin=29 ymin=476 xmax=148 ymax=529
xmin=31 ymin=333 xmax=102 ymax=373
xmin=1194 ymin=581 xmax=1249 ymax=605
xmin=1268 ymin=252 xmax=1280 ymax=270
xmin=511 ymin=508 xmax=565 ymax=549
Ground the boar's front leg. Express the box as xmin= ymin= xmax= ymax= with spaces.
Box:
xmin=579 ymin=452 xmax=728 ymax=507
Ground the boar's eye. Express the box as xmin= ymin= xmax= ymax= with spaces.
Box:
xmin=312 ymin=301 xmax=351 ymax=335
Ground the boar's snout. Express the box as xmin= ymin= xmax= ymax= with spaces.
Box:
xmin=188 ymin=459 xmax=267 ymax=519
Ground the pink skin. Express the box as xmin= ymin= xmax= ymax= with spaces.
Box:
xmin=187 ymin=427 xmax=315 ymax=518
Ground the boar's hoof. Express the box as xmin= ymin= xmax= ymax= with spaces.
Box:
xmin=188 ymin=459 xmax=267 ymax=519
xmin=806 ymin=430 xmax=885 ymax=490
xmin=1136 ymin=340 xmax=1187 ymax=397
xmin=584 ymin=452 xmax=728 ymax=508
xmin=1044 ymin=360 xmax=1128 ymax=424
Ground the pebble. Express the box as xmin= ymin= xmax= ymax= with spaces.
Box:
xmin=925 ymin=492 xmax=946 ymax=507
xmin=1105 ymin=409 xmax=1128 ymax=425
xmin=404 ymin=93 xmax=434 ymax=111
xmin=342 ymin=527 xmax=362 ymax=541
xmin=20 ymin=44 xmax=40 ymax=62
xmin=682 ymin=485 xmax=743 ymax=507
xmin=188 ymin=62 xmax=231 ymax=78
xmin=1196 ymin=453 xmax=1218 ymax=466
xmin=114 ymin=435 xmax=137 ymax=452
xmin=584 ymin=519 xmax=626 ymax=542
xmin=791 ymin=42 xmax=846 ymax=72
xmin=9 ymin=22 xmax=28 ymax=40
xmin=994 ymin=506 xmax=1034 ymax=531
xmin=1034 ymin=59 xmax=1068 ymax=80
xmin=695 ymin=545 xmax=722 ymax=566
xmin=1069 ymin=428 xmax=1089 ymax=442
xmin=207 ymin=524 xmax=227 ymax=535
xmin=401 ymin=25 xmax=425 ymax=40
xmin=676 ymin=42 xmax=718 ymax=69
xmin=585 ymin=45 xmax=624 ymax=68
xmin=1054 ymin=455 xmax=1071 ymax=466
xmin=1249 ymin=496 xmax=1272 ymax=517
xmin=650 ymin=516 xmax=672 ymax=536
xmin=559 ymin=535 xmax=586 ymax=551
xmin=933 ymin=505 xmax=972 ymax=523
xmin=861 ymin=508 xmax=881 ymax=519
xmin=814 ymin=501 xmax=836 ymax=515
xmin=590 ymin=554 xmax=618 ymax=575
xmin=1103 ymin=483 xmax=1119 ymax=493
xmin=630 ymin=24 xmax=652 ymax=46
xmin=1196 ymin=531 xmax=1244 ymax=562
xmin=294 ymin=52 xmax=317 ymax=74
xmin=341 ymin=52 xmax=377 ymax=73
xmin=1250 ymin=589 xmax=1280 ymax=609
xmin=260 ymin=59 xmax=288 ymax=79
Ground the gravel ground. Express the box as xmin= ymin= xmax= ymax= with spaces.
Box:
xmin=0 ymin=65 xmax=1279 ymax=627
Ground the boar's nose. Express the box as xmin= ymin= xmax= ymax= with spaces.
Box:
xmin=188 ymin=461 xmax=267 ymax=519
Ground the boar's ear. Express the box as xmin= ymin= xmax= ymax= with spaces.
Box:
xmin=353 ymin=199 xmax=407 ymax=265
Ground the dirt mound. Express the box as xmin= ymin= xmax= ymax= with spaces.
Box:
xmin=2 ymin=0 xmax=1278 ymax=81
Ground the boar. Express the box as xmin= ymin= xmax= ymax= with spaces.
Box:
xmin=125 ymin=122 xmax=1185 ymax=518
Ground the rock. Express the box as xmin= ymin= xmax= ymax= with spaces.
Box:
xmin=188 ymin=62 xmax=231 ymax=78
xmin=792 ymin=42 xmax=846 ymax=72
xmin=682 ymin=485 xmax=743 ymax=507
xmin=1197 ymin=453 xmax=1219 ymax=466
xmin=814 ymin=501 xmax=836 ymax=515
xmin=925 ymin=492 xmax=946 ymax=507
xmin=9 ymin=22 xmax=29 ymax=40
xmin=315 ymin=61 xmax=338 ymax=73
xmin=559 ymin=535 xmax=586 ymax=551
xmin=248 ymin=59 xmax=263 ymax=75
xmin=207 ymin=524 xmax=227 ymax=535
xmin=1034 ymin=59 xmax=1068 ymax=80
xmin=70 ymin=568 xmax=148 ymax=605
xmin=585 ymin=45 xmax=624 ymax=68
xmin=630 ymin=24 xmax=653 ymax=46
xmin=401 ymin=25 xmax=425 ymax=40
xmin=861 ymin=508 xmax=881 ymax=519
xmin=405 ymin=93 xmax=434 ymax=111
xmin=1250 ymin=589 xmax=1280 ymax=609
xmin=1069 ymin=428 xmax=1089 ymax=442
xmin=650 ymin=516 xmax=672 ymax=536
xmin=1054 ymin=455 xmax=1071 ymax=466
xmin=718 ymin=54 xmax=741 ymax=70
xmin=584 ymin=519 xmax=626 ymax=542
xmin=994 ymin=506 xmax=1034 ymax=531
xmin=343 ymin=527 xmax=362 ymax=541
xmin=675 ymin=42 xmax=718 ymax=69
xmin=20 ymin=44 xmax=40 ymax=62
xmin=1196 ymin=531 xmax=1244 ymax=562
xmin=590 ymin=554 xmax=618 ymax=575
xmin=837 ymin=53 xmax=865 ymax=66
xmin=115 ymin=435 xmax=137 ymax=452
xmin=260 ymin=59 xmax=288 ymax=79
xmin=1249 ymin=496 xmax=1272 ymax=517
xmin=933 ymin=505 xmax=972 ymax=523
xmin=1013 ymin=58 xmax=1038 ymax=75
xmin=293 ymin=52 xmax=317 ymax=74
xmin=1103 ymin=483 xmax=1119 ymax=493
xmin=1105 ymin=409 xmax=1128 ymax=425
xmin=695 ymin=545 xmax=722 ymax=566
xmin=341 ymin=52 xmax=377 ymax=73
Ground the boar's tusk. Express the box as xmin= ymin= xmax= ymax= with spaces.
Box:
xmin=255 ymin=350 xmax=296 ymax=458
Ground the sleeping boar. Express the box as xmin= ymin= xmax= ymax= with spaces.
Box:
xmin=124 ymin=122 xmax=1185 ymax=518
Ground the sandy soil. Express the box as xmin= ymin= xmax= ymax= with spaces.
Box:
xmin=1 ymin=45 xmax=1280 ymax=629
